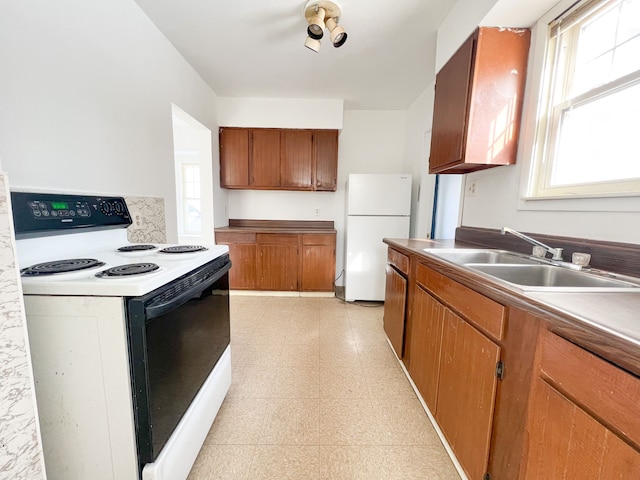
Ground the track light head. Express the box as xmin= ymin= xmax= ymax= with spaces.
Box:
xmin=307 ymin=7 xmax=325 ymax=40
xmin=325 ymin=17 xmax=347 ymax=48
xmin=304 ymin=36 xmax=321 ymax=53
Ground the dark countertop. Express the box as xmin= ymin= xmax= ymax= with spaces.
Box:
xmin=384 ymin=237 xmax=640 ymax=376
xmin=216 ymin=226 xmax=336 ymax=234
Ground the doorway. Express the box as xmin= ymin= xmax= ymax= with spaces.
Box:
xmin=171 ymin=105 xmax=214 ymax=245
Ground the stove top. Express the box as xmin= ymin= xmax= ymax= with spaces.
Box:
xmin=17 ymin=239 xmax=229 ymax=297
xmin=12 ymin=191 xmax=229 ymax=297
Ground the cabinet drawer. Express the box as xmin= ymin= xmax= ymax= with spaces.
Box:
xmin=302 ymin=233 xmax=335 ymax=246
xmin=256 ymin=233 xmax=299 ymax=245
xmin=416 ymin=263 xmax=505 ymax=341
xmin=388 ymin=248 xmax=409 ymax=275
xmin=538 ymin=330 xmax=640 ymax=449
xmin=216 ymin=232 xmax=256 ymax=244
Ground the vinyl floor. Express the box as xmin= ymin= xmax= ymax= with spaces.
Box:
xmin=187 ymin=295 xmax=461 ymax=480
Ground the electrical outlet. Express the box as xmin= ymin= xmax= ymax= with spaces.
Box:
xmin=314 ymin=207 xmax=320 ymax=216
xmin=129 ymin=209 xmax=144 ymax=230
xmin=467 ymin=179 xmax=478 ymax=197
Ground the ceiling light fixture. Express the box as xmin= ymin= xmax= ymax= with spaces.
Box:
xmin=304 ymin=0 xmax=347 ymax=52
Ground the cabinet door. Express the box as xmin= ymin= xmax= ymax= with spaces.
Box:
xmin=219 ymin=128 xmax=250 ymax=188
xmin=429 ymin=35 xmax=474 ymax=173
xmin=216 ymin=232 xmax=257 ymax=289
xmin=314 ymin=130 xmax=338 ymax=191
xmin=250 ymin=129 xmax=281 ymax=187
xmin=408 ymin=286 xmax=445 ymax=414
xmin=281 ymin=130 xmax=313 ymax=189
xmin=301 ymin=233 xmax=335 ymax=292
xmin=523 ymin=379 xmax=640 ymax=479
xmin=257 ymin=234 xmax=299 ymax=291
xmin=383 ymin=266 xmax=407 ymax=359
xmin=436 ymin=309 xmax=500 ymax=480
xmin=226 ymin=243 xmax=257 ymax=290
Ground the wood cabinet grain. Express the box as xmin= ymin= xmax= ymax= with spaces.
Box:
xmin=215 ymin=231 xmax=256 ymax=289
xmin=281 ymin=130 xmax=313 ymax=189
xmin=256 ymin=233 xmax=298 ymax=291
xmin=219 ymin=128 xmax=249 ymax=187
xmin=250 ymin=129 xmax=281 ymax=187
xmin=216 ymin=228 xmax=335 ymax=292
xmin=436 ymin=310 xmax=500 ymax=480
xmin=301 ymin=233 xmax=336 ymax=292
xmin=383 ymin=265 xmax=407 ymax=358
xmin=429 ymin=27 xmax=531 ymax=174
xmin=522 ymin=330 xmax=640 ymax=479
xmin=405 ymin=263 xmax=501 ymax=480
xmin=219 ymin=127 xmax=338 ymax=191
xmin=314 ymin=129 xmax=338 ymax=191
xmin=408 ymin=286 xmax=445 ymax=413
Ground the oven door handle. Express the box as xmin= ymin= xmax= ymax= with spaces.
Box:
xmin=145 ymin=261 xmax=231 ymax=319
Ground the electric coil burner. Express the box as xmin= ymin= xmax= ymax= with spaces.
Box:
xmin=21 ymin=258 xmax=106 ymax=276
xmin=96 ymin=263 xmax=160 ymax=278
xmin=159 ymin=245 xmax=207 ymax=254
xmin=11 ymin=191 xmax=231 ymax=480
xmin=117 ymin=244 xmax=157 ymax=252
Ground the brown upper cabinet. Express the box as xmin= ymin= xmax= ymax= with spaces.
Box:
xmin=429 ymin=27 xmax=531 ymax=174
xmin=219 ymin=127 xmax=338 ymax=191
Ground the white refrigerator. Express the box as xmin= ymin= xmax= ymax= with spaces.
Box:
xmin=344 ymin=173 xmax=412 ymax=301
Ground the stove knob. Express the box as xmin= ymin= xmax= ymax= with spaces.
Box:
xmin=100 ymin=201 xmax=114 ymax=215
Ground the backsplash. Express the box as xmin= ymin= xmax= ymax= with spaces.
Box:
xmin=124 ymin=195 xmax=166 ymax=244
xmin=0 ymin=173 xmax=45 ymax=479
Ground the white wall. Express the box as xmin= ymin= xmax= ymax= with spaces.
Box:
xmin=0 ymin=0 xmax=224 ymax=243
xmin=402 ymin=84 xmax=437 ymax=239
xmin=218 ymin=98 xmax=344 ymax=130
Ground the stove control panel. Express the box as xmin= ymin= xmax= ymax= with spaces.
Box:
xmin=11 ymin=192 xmax=132 ymax=238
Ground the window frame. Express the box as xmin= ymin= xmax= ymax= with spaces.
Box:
xmin=525 ymin=0 xmax=640 ymax=200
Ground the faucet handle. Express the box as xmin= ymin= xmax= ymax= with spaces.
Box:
xmin=532 ymin=246 xmax=547 ymax=258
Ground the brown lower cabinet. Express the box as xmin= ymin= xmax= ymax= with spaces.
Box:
xmin=521 ymin=329 xmax=640 ymax=479
xmin=383 ymin=248 xmax=410 ymax=358
xmin=410 ymin=263 xmax=502 ymax=480
xmin=216 ymin=229 xmax=336 ymax=292
xmin=256 ymin=234 xmax=299 ymax=291
xmin=383 ymin=242 xmax=640 ymax=480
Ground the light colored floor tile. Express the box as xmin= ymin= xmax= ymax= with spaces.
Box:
xmin=203 ymin=397 xmax=268 ymax=445
xmin=279 ymin=342 xmax=320 ymax=367
xmin=268 ymin=365 xmax=320 ymax=398
xmin=246 ymin=445 xmax=320 ymax=480
xmin=259 ymin=397 xmax=320 ymax=445
xmin=187 ymin=444 xmax=255 ymax=480
xmin=319 ymin=397 xmax=387 ymax=445
xmin=357 ymin=343 xmax=400 ymax=369
xmin=227 ymin=364 xmax=277 ymax=399
xmin=363 ymin=365 xmax=416 ymax=398
xmin=385 ymin=445 xmax=461 ymax=479
xmin=372 ymin=396 xmax=441 ymax=446
xmin=319 ymin=446 xmax=390 ymax=480
xmin=189 ymin=295 xmax=461 ymax=480
xmin=319 ymin=366 xmax=369 ymax=399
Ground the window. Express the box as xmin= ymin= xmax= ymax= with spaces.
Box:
xmin=175 ymin=154 xmax=202 ymax=236
xmin=529 ymin=0 xmax=640 ymax=198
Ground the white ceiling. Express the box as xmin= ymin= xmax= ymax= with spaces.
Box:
xmin=133 ymin=0 xmax=456 ymax=110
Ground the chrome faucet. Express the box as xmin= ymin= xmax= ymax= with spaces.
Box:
xmin=501 ymin=227 xmax=564 ymax=261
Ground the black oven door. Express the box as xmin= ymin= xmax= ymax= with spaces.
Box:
xmin=126 ymin=254 xmax=231 ymax=472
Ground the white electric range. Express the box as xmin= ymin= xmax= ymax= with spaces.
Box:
xmin=12 ymin=191 xmax=231 ymax=480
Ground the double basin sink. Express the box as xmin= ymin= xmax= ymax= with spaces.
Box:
xmin=424 ymin=249 xmax=640 ymax=292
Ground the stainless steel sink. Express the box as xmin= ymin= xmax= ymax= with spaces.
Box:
xmin=424 ymin=248 xmax=541 ymax=265
xmin=467 ymin=264 xmax=640 ymax=292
